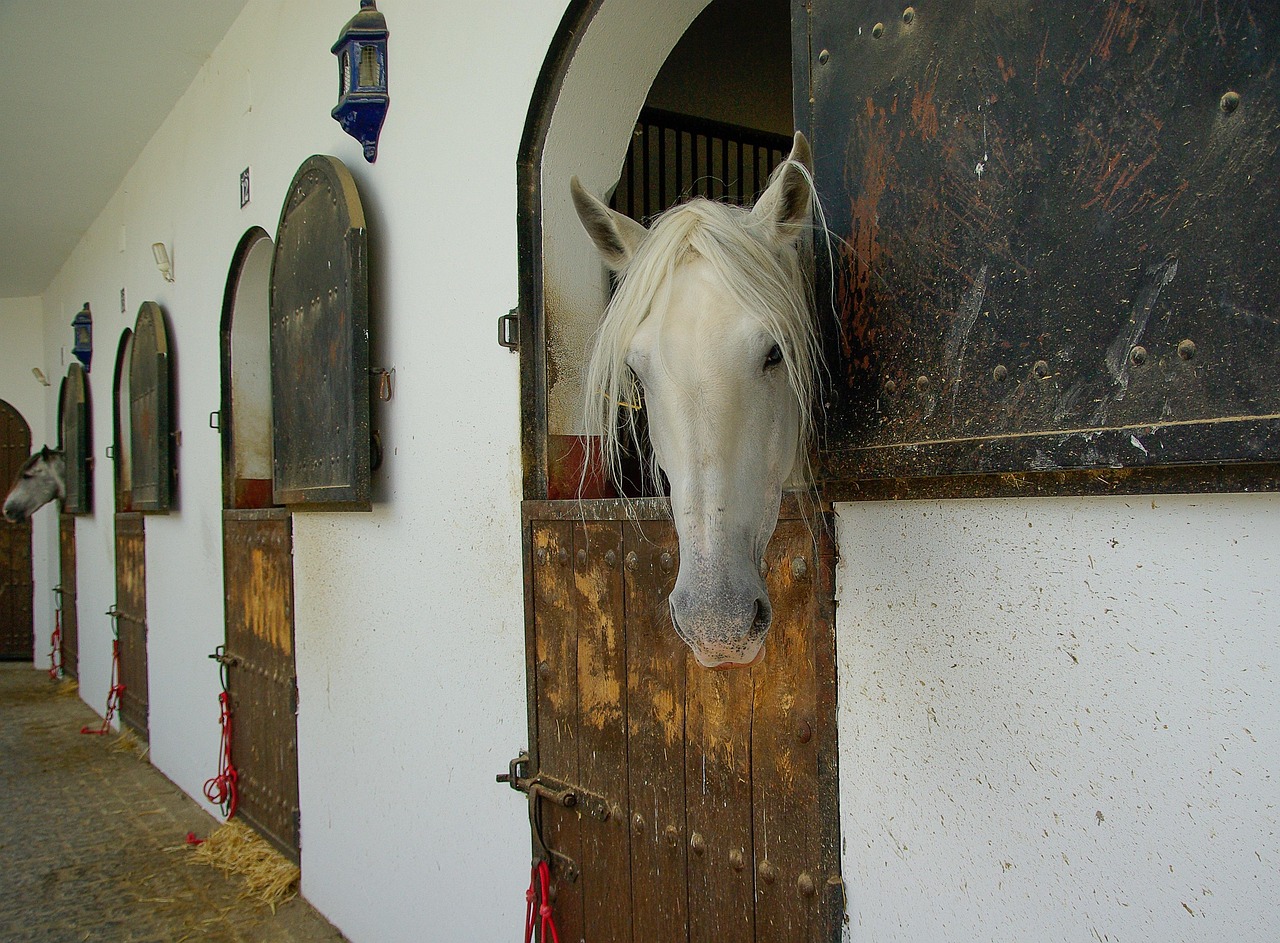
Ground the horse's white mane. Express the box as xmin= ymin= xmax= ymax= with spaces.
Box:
xmin=583 ymin=174 xmax=820 ymax=492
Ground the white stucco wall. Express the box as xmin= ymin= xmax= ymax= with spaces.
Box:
xmin=31 ymin=2 xmax=550 ymax=939
xmin=0 ymin=295 xmax=55 ymax=663
xmin=836 ymin=495 xmax=1279 ymax=940
xmin=4 ymin=1 xmax=1277 ymax=940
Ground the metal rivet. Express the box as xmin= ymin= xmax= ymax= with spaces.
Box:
xmin=576 ymin=548 xmax=587 ymax=566
xmin=872 ymin=22 xmax=885 ymax=38
xmin=729 ymin=848 xmax=745 ymax=871
xmin=1033 ymin=360 xmax=1051 ymax=379
xmin=791 ymin=557 xmax=808 ymax=580
xmin=759 ymin=859 xmax=777 ymax=883
xmin=1221 ymin=90 xmax=1240 ymax=113
xmin=797 ymin=720 xmax=813 ymax=743
xmin=625 ymin=551 xmax=638 ymax=571
xmin=605 ymin=549 xmax=617 ymax=568
xmin=1130 ymin=345 xmax=1147 ymax=366
xmin=665 ymin=825 xmax=679 ymax=848
xmin=537 ymin=660 xmax=552 ymax=679
xmin=902 ymin=6 xmax=915 ymax=24
xmin=915 ymin=375 xmax=930 ymax=392
xmin=536 ymin=547 xmax=547 ymax=564
xmin=1178 ymin=339 xmax=1196 ymax=361
xmin=632 ymin=813 xmax=645 ymax=835
xmin=798 ymin=872 xmax=816 ymax=897
xmin=759 ymin=558 xmax=770 ymax=578
xmin=557 ymin=548 xmax=569 ymax=566
xmin=690 ymin=832 xmax=706 ymax=855
xmin=818 ymin=49 xmax=830 ymax=65
xmin=884 ymin=378 xmax=898 ymax=395
xmin=992 ymin=364 xmax=1008 ymax=383
xmin=660 ymin=551 xmax=674 ymax=573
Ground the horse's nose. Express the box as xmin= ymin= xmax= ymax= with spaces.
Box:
xmin=669 ymin=573 xmax=772 ymax=668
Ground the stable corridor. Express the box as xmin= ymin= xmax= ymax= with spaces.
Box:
xmin=0 ymin=665 xmax=345 ymax=943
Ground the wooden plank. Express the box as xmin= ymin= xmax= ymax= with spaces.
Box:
xmin=752 ymin=520 xmax=822 ymax=940
xmin=686 ymin=629 xmax=755 ymax=943
xmin=0 ymin=401 xmax=32 ymax=660
xmin=531 ymin=520 xmax=582 ymax=940
xmin=223 ymin=509 xmax=299 ymax=860
xmin=114 ymin=512 xmax=148 ymax=737
xmin=624 ymin=520 xmax=688 ymax=942
xmin=573 ymin=521 xmax=631 ymax=943
xmin=59 ymin=514 xmax=78 ymax=679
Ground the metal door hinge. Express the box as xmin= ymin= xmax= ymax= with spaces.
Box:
xmin=498 ymin=309 xmax=520 ymax=351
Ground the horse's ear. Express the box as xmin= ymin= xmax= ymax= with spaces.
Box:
xmin=752 ymin=131 xmax=814 ymax=246
xmin=571 ymin=176 xmax=648 ymax=270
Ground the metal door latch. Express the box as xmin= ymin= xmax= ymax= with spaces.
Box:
xmin=499 ymin=751 xmax=613 ymax=883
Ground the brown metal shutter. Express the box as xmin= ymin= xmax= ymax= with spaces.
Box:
xmin=60 ymin=364 xmax=93 ymax=515
xmin=270 ymin=155 xmax=371 ymax=509
xmin=129 ymin=303 xmax=173 ymax=512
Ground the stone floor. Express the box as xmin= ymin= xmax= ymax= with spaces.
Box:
xmin=0 ymin=664 xmax=348 ymax=943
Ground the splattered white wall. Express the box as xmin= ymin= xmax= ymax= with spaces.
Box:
xmin=836 ymin=494 xmax=1279 ymax=940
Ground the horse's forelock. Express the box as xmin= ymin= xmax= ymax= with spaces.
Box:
xmin=584 ymin=192 xmax=821 ymax=492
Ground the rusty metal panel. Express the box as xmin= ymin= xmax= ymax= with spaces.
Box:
xmin=524 ymin=500 xmax=841 ymax=942
xmin=58 ymin=513 xmax=78 ymax=679
xmin=114 ymin=512 xmax=148 ymax=737
xmin=60 ymin=364 xmax=93 ymax=515
xmin=1 ymin=399 xmax=33 ymax=660
xmin=223 ymin=508 xmax=300 ymax=860
xmin=270 ymin=155 xmax=370 ymax=509
xmin=129 ymin=303 xmax=172 ymax=511
xmin=809 ymin=0 xmax=1280 ymax=483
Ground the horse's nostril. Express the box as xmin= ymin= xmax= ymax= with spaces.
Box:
xmin=752 ymin=596 xmax=771 ymax=631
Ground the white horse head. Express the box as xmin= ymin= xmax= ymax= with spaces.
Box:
xmin=3 ymin=447 xmax=66 ymax=522
xmin=574 ymin=133 xmax=817 ymax=668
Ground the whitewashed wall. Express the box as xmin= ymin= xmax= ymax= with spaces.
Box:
xmin=30 ymin=1 xmax=553 ymax=939
xmin=836 ymin=495 xmax=1280 ymax=940
xmin=5 ymin=0 xmax=1277 ymax=940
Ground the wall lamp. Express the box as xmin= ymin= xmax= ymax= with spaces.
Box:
xmin=152 ymin=242 xmax=174 ymax=282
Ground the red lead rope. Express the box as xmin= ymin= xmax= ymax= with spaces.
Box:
xmin=81 ymin=638 xmax=124 ymax=736
xmin=524 ymin=860 xmax=560 ymax=943
xmin=203 ymin=691 xmax=239 ymax=818
xmin=48 ymin=606 xmax=62 ymax=680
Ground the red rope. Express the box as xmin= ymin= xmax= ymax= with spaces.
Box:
xmin=48 ymin=607 xmax=62 ymax=680
xmin=203 ymin=690 xmax=239 ymax=818
xmin=81 ymin=638 xmax=124 ymax=736
xmin=524 ymin=860 xmax=560 ymax=943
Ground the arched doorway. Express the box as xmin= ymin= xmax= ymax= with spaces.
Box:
xmin=0 ymin=399 xmax=33 ymax=660
xmin=217 ymin=226 xmax=302 ymax=860
xmin=512 ymin=3 xmax=842 ymax=941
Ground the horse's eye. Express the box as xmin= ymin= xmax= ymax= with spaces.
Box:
xmin=764 ymin=344 xmax=783 ymax=370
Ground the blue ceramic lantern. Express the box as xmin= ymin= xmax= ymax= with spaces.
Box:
xmin=71 ymin=302 xmax=92 ymax=371
xmin=331 ymin=0 xmax=389 ymax=163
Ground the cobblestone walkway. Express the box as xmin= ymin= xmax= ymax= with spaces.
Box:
xmin=0 ymin=665 xmax=347 ymax=943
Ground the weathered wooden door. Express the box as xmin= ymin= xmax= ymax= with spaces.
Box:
xmin=0 ymin=400 xmax=33 ymax=660
xmin=114 ymin=512 xmax=148 ymax=736
xmin=519 ymin=500 xmax=841 ymax=943
xmin=222 ymin=510 xmax=300 ymax=858
xmin=57 ymin=514 xmax=78 ymax=679
xmin=219 ymin=226 xmax=302 ymax=860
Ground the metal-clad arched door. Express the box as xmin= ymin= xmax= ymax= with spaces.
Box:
xmin=0 ymin=399 xmax=33 ymax=660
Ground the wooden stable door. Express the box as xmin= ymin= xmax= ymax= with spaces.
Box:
xmin=57 ymin=514 xmax=79 ymax=679
xmin=0 ymin=400 xmax=33 ymax=660
xmin=114 ymin=513 xmax=148 ymax=736
xmin=522 ymin=501 xmax=841 ymax=943
xmin=222 ymin=509 xmax=300 ymax=859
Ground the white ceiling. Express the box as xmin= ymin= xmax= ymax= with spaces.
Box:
xmin=0 ymin=1 xmax=252 ymax=298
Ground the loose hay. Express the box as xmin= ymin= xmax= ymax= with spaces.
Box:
xmin=55 ymin=678 xmax=79 ymax=698
xmin=186 ymin=819 xmax=300 ymax=911
xmin=111 ymin=728 xmax=149 ymax=759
